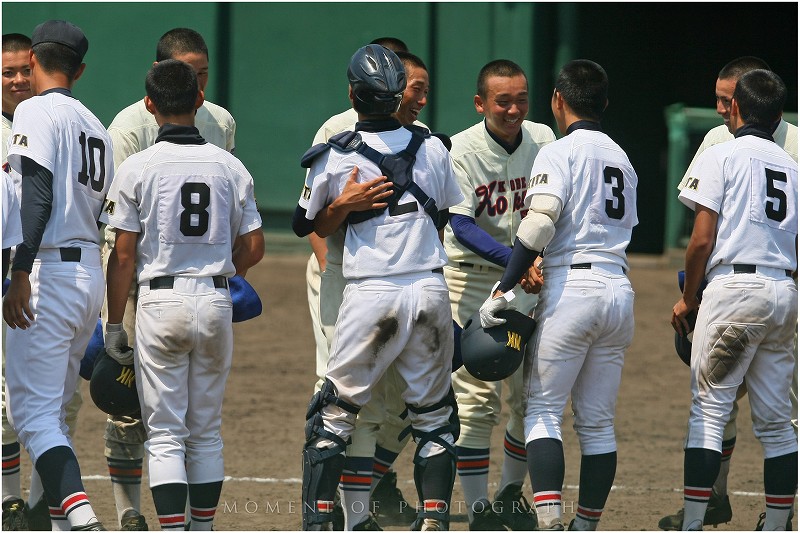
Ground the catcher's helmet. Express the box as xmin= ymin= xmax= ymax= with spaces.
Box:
xmin=90 ymin=349 xmax=141 ymax=416
xmin=460 ymin=310 xmax=537 ymax=381
xmin=347 ymin=44 xmax=406 ymax=116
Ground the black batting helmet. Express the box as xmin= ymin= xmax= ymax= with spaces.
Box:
xmin=460 ymin=310 xmax=537 ymax=381
xmin=348 ymin=44 xmax=406 ymax=116
xmin=90 ymin=349 xmax=141 ymax=416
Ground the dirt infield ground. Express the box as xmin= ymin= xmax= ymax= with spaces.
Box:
xmin=16 ymin=242 xmax=791 ymax=531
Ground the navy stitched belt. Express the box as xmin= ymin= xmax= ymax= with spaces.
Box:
xmin=149 ymin=276 xmax=228 ymax=289
xmin=59 ymin=248 xmax=81 ymax=262
xmin=733 ymin=264 xmax=792 ymax=277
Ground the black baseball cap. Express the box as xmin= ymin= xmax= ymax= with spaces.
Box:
xmin=32 ymin=20 xmax=88 ymax=60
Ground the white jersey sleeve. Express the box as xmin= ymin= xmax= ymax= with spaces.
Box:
xmin=2 ymin=172 xmax=22 ymax=249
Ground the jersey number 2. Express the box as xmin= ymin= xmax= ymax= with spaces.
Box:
xmin=765 ymin=168 xmax=787 ymax=222
xmin=78 ymin=132 xmax=106 ymax=192
xmin=179 ymin=182 xmax=211 ymax=236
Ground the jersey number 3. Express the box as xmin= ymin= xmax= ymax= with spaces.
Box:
xmin=603 ymin=166 xmax=625 ymax=220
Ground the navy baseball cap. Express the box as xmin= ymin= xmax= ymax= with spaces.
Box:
xmin=32 ymin=20 xmax=88 ymax=60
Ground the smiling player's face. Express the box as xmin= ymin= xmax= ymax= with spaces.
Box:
xmin=475 ymin=74 xmax=529 ymax=145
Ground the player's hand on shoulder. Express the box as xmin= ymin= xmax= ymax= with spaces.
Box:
xmin=2 ymin=272 xmax=34 ymax=329
xmin=333 ymin=166 xmax=393 ymax=213
xmin=105 ymin=323 xmax=134 ymax=365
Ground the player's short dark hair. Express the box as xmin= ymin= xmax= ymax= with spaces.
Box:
xmin=555 ymin=59 xmax=608 ymax=121
xmin=718 ymin=56 xmax=771 ymax=81
xmin=145 ymin=59 xmax=199 ymax=116
xmin=31 ymin=42 xmax=82 ymax=81
xmin=477 ymin=59 xmax=526 ymax=99
xmin=396 ymin=51 xmax=427 ymax=73
xmin=733 ymin=69 xmax=786 ymax=129
xmin=2 ymin=33 xmax=31 ymax=53
xmin=156 ymin=28 xmax=208 ymax=62
xmin=370 ymin=37 xmax=408 ymax=53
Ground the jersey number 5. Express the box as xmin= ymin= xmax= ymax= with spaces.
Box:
xmin=765 ymin=168 xmax=787 ymax=222
xmin=78 ymin=132 xmax=106 ymax=192
xmin=179 ymin=182 xmax=211 ymax=236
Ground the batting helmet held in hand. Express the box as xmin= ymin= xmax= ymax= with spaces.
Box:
xmin=460 ymin=309 xmax=537 ymax=381
xmin=348 ymin=44 xmax=406 ymax=116
xmin=674 ymin=270 xmax=707 ymax=367
xmin=90 ymin=349 xmax=141 ymax=416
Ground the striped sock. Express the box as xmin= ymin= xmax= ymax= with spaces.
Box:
xmin=712 ymin=437 xmax=735 ymax=497
xmin=456 ymin=446 xmax=490 ymax=519
xmin=1 ymin=443 xmax=22 ymax=501
xmin=108 ymin=458 xmax=143 ymax=523
xmin=340 ymin=456 xmax=373 ymax=530
xmin=188 ymin=481 xmax=223 ymax=531
xmin=152 ymin=483 xmax=188 ymax=530
xmin=61 ymin=491 xmax=99 ymax=528
xmin=48 ymin=504 xmax=69 ymax=531
xmin=763 ymin=452 xmax=797 ymax=530
xmin=533 ymin=491 xmax=562 ymax=529
xmin=499 ymin=431 xmax=528 ymax=492
xmin=372 ymin=446 xmax=400 ymax=490
xmin=682 ymin=486 xmax=711 ymax=530
xmin=572 ymin=505 xmax=603 ymax=530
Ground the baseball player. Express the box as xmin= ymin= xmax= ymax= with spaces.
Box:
xmin=480 ymin=59 xmax=638 ymax=531
xmin=296 ymin=44 xmax=464 ymax=532
xmin=101 ymin=58 xmax=264 ymax=532
xmin=1 ymin=32 xmax=32 ymax=531
xmin=101 ymin=27 xmax=237 ymax=531
xmin=671 ymin=69 xmax=797 ymax=532
xmin=304 ymin=43 xmax=431 ymax=530
xmin=659 ymin=56 xmax=799 ymax=531
xmin=442 ymin=59 xmax=555 ymax=530
xmin=3 ymin=20 xmax=112 ymax=531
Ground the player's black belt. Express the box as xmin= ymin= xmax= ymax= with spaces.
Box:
xmin=149 ymin=276 xmax=229 ymax=290
xmin=432 ymin=268 xmax=444 ymax=274
xmin=570 ymin=263 xmax=592 ymax=269
xmin=733 ymin=264 xmax=792 ymax=277
xmin=59 ymin=248 xmax=81 ymax=262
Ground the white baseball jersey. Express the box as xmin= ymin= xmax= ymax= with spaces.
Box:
xmin=2 ymin=172 xmax=22 ymax=249
xmin=444 ymin=120 xmax=556 ymax=267
xmin=679 ymin=134 xmax=798 ymax=273
xmin=100 ymin=133 xmax=261 ymax=282
xmin=7 ymin=92 xmax=113 ymax=248
xmin=678 ymin=120 xmax=798 ymax=190
xmin=2 ymin=113 xmax=12 ymax=166
xmin=107 ymin=98 xmax=235 ymax=169
xmin=301 ymin=126 xmax=463 ymax=279
xmin=527 ymin=128 xmax=639 ymax=270
xmin=309 ymin=109 xmax=429 ymax=269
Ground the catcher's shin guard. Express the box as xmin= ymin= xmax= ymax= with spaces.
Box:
xmin=302 ymin=380 xmax=360 ymax=530
xmin=404 ymin=388 xmax=459 ymax=529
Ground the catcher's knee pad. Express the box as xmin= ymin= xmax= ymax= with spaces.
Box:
xmin=402 ymin=388 xmax=460 ymax=463
xmin=302 ymin=379 xmax=359 ymax=530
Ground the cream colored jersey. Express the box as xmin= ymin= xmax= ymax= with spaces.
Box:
xmin=443 ymin=120 xmax=556 ymax=266
xmin=107 ymin=98 xmax=236 ymax=169
xmin=100 ymin=136 xmax=261 ymax=282
xmin=678 ymin=120 xmax=798 ymax=189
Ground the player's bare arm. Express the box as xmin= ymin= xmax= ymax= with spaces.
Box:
xmin=313 ymin=166 xmax=392 ymax=238
xmin=232 ymin=228 xmax=265 ymax=275
xmin=106 ymin=229 xmax=138 ymax=325
xmin=672 ymin=205 xmax=717 ymax=335
xmin=308 ymin=233 xmax=328 ymax=272
xmin=2 ymin=270 xmax=33 ymax=329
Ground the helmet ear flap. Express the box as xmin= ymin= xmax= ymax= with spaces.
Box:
xmin=460 ymin=310 xmax=536 ymax=381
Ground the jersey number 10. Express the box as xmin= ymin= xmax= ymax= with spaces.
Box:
xmin=78 ymin=132 xmax=106 ymax=192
